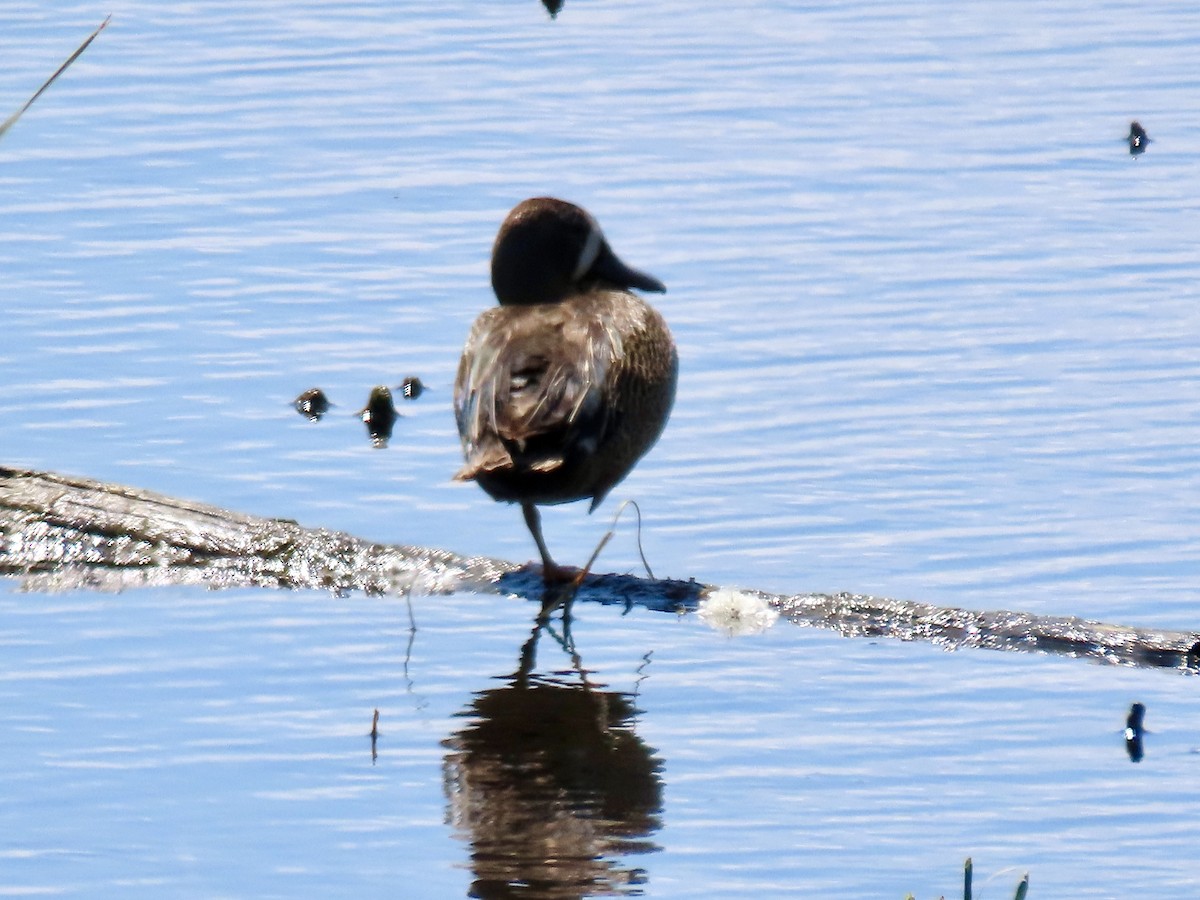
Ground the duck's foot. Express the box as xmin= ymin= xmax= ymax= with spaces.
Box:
xmin=540 ymin=561 xmax=585 ymax=586
xmin=521 ymin=564 xmax=584 ymax=624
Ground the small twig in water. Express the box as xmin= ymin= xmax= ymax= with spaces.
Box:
xmin=0 ymin=16 xmax=112 ymax=141
xmin=404 ymin=583 xmax=417 ymax=633
xmin=541 ymin=500 xmax=656 ymax=621
xmin=369 ymin=708 xmax=380 ymax=764
xmin=400 ymin=583 xmax=429 ymax=711
xmin=579 ymin=499 xmax=655 ymax=581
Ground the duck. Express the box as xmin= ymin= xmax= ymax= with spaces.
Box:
xmin=453 ymin=197 xmax=677 ymax=581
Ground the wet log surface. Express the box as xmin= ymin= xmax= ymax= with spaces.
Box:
xmin=1 ymin=465 xmax=1197 ymax=672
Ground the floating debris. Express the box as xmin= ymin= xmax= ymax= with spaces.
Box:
xmin=1127 ymin=121 xmax=1150 ymax=156
xmin=1124 ymin=702 xmax=1146 ymax=763
xmin=399 ymin=376 xmax=426 ymax=400
xmin=293 ymin=387 xmax=331 ymax=421
xmin=698 ymin=588 xmax=780 ymax=636
xmin=359 ymin=385 xmax=398 ymax=448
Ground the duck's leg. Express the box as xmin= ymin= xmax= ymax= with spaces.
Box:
xmin=521 ymin=502 xmax=577 ymax=584
xmin=522 ymin=501 xmax=556 ymax=571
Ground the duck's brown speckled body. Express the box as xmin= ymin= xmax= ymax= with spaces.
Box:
xmin=454 ymin=197 xmax=676 ymax=579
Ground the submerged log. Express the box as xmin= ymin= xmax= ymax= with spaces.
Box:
xmin=1 ymin=465 xmax=1197 ymax=672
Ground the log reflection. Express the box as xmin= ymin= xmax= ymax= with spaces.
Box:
xmin=443 ymin=621 xmax=662 ymax=898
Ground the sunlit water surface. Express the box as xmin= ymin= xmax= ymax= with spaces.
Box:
xmin=3 ymin=1 xmax=1200 ymax=896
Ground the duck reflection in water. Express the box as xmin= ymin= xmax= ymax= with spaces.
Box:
xmin=442 ymin=618 xmax=663 ymax=898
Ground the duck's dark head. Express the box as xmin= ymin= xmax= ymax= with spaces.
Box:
xmin=490 ymin=197 xmax=666 ymax=306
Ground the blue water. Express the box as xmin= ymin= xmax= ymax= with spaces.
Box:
xmin=3 ymin=1 xmax=1200 ymax=896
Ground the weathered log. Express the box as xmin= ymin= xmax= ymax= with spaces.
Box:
xmin=0 ymin=465 xmax=513 ymax=596
xmin=1 ymin=465 xmax=1197 ymax=672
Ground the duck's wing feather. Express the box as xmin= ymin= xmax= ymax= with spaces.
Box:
xmin=453 ymin=300 xmax=621 ymax=479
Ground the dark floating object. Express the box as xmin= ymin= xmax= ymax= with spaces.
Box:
xmin=293 ymin=387 xmax=331 ymax=421
xmin=1124 ymin=702 xmax=1146 ymax=763
xmin=359 ymin=385 xmax=398 ymax=448
xmin=454 ymin=197 xmax=677 ymax=582
xmin=542 ymin=0 xmax=564 ymax=18
xmin=1128 ymin=120 xmax=1150 ymax=156
xmin=398 ymin=376 xmax=425 ymax=400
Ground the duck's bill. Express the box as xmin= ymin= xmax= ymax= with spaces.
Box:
xmin=591 ymin=244 xmax=667 ymax=293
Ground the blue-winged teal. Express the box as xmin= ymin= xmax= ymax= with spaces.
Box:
xmin=454 ymin=197 xmax=677 ymax=580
